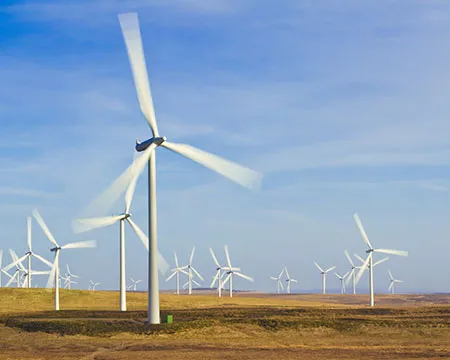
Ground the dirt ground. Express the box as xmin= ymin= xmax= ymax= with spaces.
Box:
xmin=0 ymin=289 xmax=449 ymax=359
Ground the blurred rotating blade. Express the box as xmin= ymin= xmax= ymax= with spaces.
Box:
xmin=61 ymin=240 xmax=96 ymax=250
xmin=353 ymin=213 xmax=373 ymax=249
xmin=161 ymin=141 xmax=263 ymax=192
xmin=355 ymin=253 xmax=371 ymax=284
xmin=73 ymin=215 xmax=123 ymax=234
xmin=235 ymin=272 xmax=254 ymax=282
xmin=374 ymin=248 xmax=408 ymax=257
xmin=209 ymin=248 xmax=220 ymax=268
xmin=118 ymin=12 xmax=159 ymax=137
xmin=32 ymin=209 xmax=58 ymax=247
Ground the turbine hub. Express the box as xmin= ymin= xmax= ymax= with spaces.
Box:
xmin=50 ymin=247 xmax=61 ymax=252
xmin=135 ymin=137 xmax=166 ymax=152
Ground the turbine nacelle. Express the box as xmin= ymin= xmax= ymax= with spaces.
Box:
xmin=50 ymin=247 xmax=61 ymax=252
xmin=136 ymin=137 xmax=166 ymax=152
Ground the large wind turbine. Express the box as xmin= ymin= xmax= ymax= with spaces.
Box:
xmin=209 ymin=248 xmax=228 ymax=297
xmin=32 ymin=209 xmax=96 ymax=310
xmin=108 ymin=12 xmax=263 ymax=324
xmin=73 ymin=172 xmax=168 ymax=312
xmin=222 ymin=245 xmax=253 ymax=297
xmin=269 ymin=268 xmax=285 ymax=294
xmin=353 ymin=213 xmax=408 ymax=307
xmin=284 ymin=267 xmax=297 ymax=294
xmin=314 ymin=262 xmax=336 ymax=294
xmin=180 ymin=247 xmax=203 ymax=295
xmin=165 ymin=253 xmax=188 ymax=295
xmin=388 ymin=270 xmax=403 ymax=295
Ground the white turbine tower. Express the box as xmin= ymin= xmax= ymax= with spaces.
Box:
xmin=165 ymin=253 xmax=188 ymax=295
xmin=221 ymin=246 xmax=253 ymax=297
xmin=209 ymin=248 xmax=231 ymax=298
xmin=73 ymin=171 xmax=169 ymax=312
xmin=353 ymin=213 xmax=408 ymax=307
xmin=32 ymin=209 xmax=96 ymax=311
xmin=388 ymin=270 xmax=403 ymax=295
xmin=314 ymin=262 xmax=336 ymax=295
xmin=128 ymin=277 xmax=142 ymax=291
xmin=269 ymin=268 xmax=285 ymax=294
xmin=82 ymin=12 xmax=265 ymax=324
xmin=284 ymin=267 xmax=297 ymax=294
xmin=90 ymin=280 xmax=100 ymax=291
xmin=335 ymin=271 xmax=349 ymax=294
xmin=180 ymin=247 xmax=203 ymax=295
xmin=0 ymin=250 xmax=3 ymax=287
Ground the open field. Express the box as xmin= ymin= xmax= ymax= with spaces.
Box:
xmin=0 ymin=289 xmax=449 ymax=359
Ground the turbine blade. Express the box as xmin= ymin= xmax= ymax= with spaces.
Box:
xmin=191 ymin=266 xmax=204 ymax=282
xmin=161 ymin=141 xmax=262 ymax=192
xmin=189 ymin=246 xmax=196 ymax=265
xmin=372 ymin=257 xmax=389 ymax=267
xmin=165 ymin=271 xmax=177 ymax=282
xmin=374 ymin=248 xmax=408 ymax=257
xmin=46 ymin=253 xmax=58 ymax=288
xmin=344 ymin=250 xmax=355 ymax=267
xmin=210 ymin=272 xmax=220 ymax=288
xmin=73 ymin=215 xmax=123 ymax=234
xmin=118 ymin=12 xmax=159 ymax=136
xmin=278 ymin=267 xmax=285 ymax=278
xmin=284 ymin=267 xmax=290 ymax=280
xmin=3 ymin=254 xmax=28 ymax=272
xmin=269 ymin=277 xmax=278 ymax=280
xmin=388 ymin=282 xmax=393 ymax=291
xmin=235 ymin=272 xmax=254 ymax=282
xmin=355 ymin=253 xmax=371 ymax=284
xmin=125 ymin=217 xmax=170 ymax=275
xmin=345 ymin=269 xmax=354 ymax=286
xmin=325 ymin=266 xmax=336 ymax=273
xmin=0 ymin=249 xmax=3 ymax=269
xmin=62 ymin=240 xmax=97 ymax=250
xmin=32 ymin=209 xmax=58 ymax=247
xmin=224 ymin=245 xmax=232 ymax=268
xmin=222 ymin=273 xmax=231 ymax=286
xmin=32 ymin=253 xmax=53 ymax=268
xmin=279 ymin=280 xmax=284 ymax=291
xmin=124 ymin=172 xmax=139 ymax=214
xmin=192 ymin=279 xmax=201 ymax=287
xmin=354 ymin=253 xmax=365 ymax=264
xmin=209 ymin=248 xmax=220 ymax=268
xmin=353 ymin=213 xmax=373 ymax=249
xmin=388 ymin=270 xmax=394 ymax=280
xmin=78 ymin=144 xmax=155 ymax=219
xmin=174 ymin=252 xmax=179 ymax=268
xmin=314 ymin=262 xmax=324 ymax=273
xmin=27 ymin=216 xmax=32 ymax=252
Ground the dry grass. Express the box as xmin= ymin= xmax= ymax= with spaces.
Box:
xmin=0 ymin=288 xmax=449 ymax=359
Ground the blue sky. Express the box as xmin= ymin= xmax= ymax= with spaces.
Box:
xmin=0 ymin=0 xmax=449 ymax=293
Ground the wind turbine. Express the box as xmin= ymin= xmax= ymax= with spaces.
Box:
xmin=32 ymin=209 xmax=96 ymax=311
xmin=284 ymin=267 xmax=297 ymax=294
xmin=4 ymin=250 xmax=26 ymax=287
xmin=221 ymin=245 xmax=253 ymax=297
xmin=388 ymin=270 xmax=403 ymax=295
xmin=180 ymin=247 xmax=203 ymax=295
xmin=353 ymin=213 xmax=408 ymax=307
xmin=165 ymin=252 xmax=188 ymax=295
xmin=64 ymin=264 xmax=80 ymax=290
xmin=335 ymin=271 xmax=349 ymax=294
xmin=269 ymin=268 xmax=285 ymax=294
xmin=86 ymin=12 xmax=265 ymax=324
xmin=128 ymin=277 xmax=142 ymax=291
xmin=344 ymin=250 xmax=362 ymax=295
xmin=209 ymin=248 xmax=229 ymax=297
xmin=90 ymin=280 xmax=100 ymax=291
xmin=73 ymin=170 xmax=169 ymax=312
xmin=314 ymin=262 xmax=336 ymax=294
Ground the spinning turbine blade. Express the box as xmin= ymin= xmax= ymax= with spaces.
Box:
xmin=285 ymin=267 xmax=290 ymax=279
xmin=47 ymin=252 xmax=59 ymax=288
xmin=126 ymin=217 xmax=169 ymax=275
xmin=124 ymin=172 xmax=139 ymax=214
xmin=210 ymin=272 xmax=220 ymax=288
xmin=388 ymin=270 xmax=394 ymax=280
xmin=224 ymin=245 xmax=232 ymax=268
xmin=388 ymin=282 xmax=394 ymax=291
xmin=118 ymin=12 xmax=159 ymax=137
xmin=32 ymin=253 xmax=53 ymax=268
xmin=314 ymin=262 xmax=324 ymax=273
xmin=374 ymin=248 xmax=408 ymax=257
xmin=209 ymin=248 xmax=220 ymax=268
xmin=191 ymin=267 xmax=204 ymax=282
xmin=373 ymin=257 xmax=389 ymax=267
xmin=353 ymin=213 xmax=373 ymax=249
xmin=165 ymin=271 xmax=177 ymax=282
xmin=189 ymin=247 xmax=196 ymax=265
xmin=73 ymin=215 xmax=123 ymax=234
xmin=354 ymin=253 xmax=365 ymax=264
xmin=78 ymin=144 xmax=155 ymax=219
xmin=174 ymin=252 xmax=179 ymax=268
xmin=3 ymin=254 xmax=28 ymax=272
xmin=161 ymin=141 xmax=262 ymax=192
xmin=62 ymin=240 xmax=96 ymax=250
xmin=32 ymin=209 xmax=58 ymax=247
xmin=235 ymin=272 xmax=254 ymax=282
xmin=355 ymin=253 xmax=371 ymax=284
xmin=325 ymin=266 xmax=336 ymax=273
xmin=345 ymin=250 xmax=355 ymax=267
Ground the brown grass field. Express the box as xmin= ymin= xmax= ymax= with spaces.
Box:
xmin=0 ymin=288 xmax=449 ymax=359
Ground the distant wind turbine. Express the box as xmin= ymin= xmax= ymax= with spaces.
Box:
xmin=335 ymin=271 xmax=349 ymax=294
xmin=269 ymin=268 xmax=285 ymax=294
xmin=128 ymin=277 xmax=142 ymax=291
xmin=388 ymin=270 xmax=403 ymax=295
xmin=165 ymin=252 xmax=187 ymax=295
xmin=209 ymin=248 xmax=229 ymax=297
xmin=314 ymin=262 xmax=336 ymax=294
xmin=89 ymin=280 xmax=100 ymax=291
xmin=284 ymin=267 xmax=297 ymax=294
xmin=221 ymin=246 xmax=253 ymax=297
xmin=180 ymin=247 xmax=203 ymax=295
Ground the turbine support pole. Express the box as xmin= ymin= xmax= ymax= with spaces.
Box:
xmin=369 ymin=256 xmax=374 ymax=307
xmin=218 ymin=272 xmax=222 ymax=298
xmin=176 ymin=271 xmax=179 ymax=295
xmin=229 ymin=275 xmax=233 ymax=298
xmin=120 ymin=219 xmax=126 ymax=311
xmin=148 ymin=153 xmax=160 ymax=324
xmin=322 ymin=273 xmax=326 ymax=294
xmin=353 ymin=271 xmax=356 ymax=295
xmin=27 ymin=216 xmax=32 ymax=288
xmin=188 ymin=268 xmax=192 ymax=295
xmin=55 ymin=253 xmax=60 ymax=311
